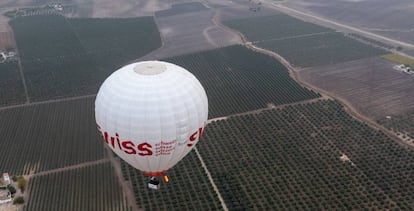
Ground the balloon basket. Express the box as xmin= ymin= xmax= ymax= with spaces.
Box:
xmin=148 ymin=177 xmax=160 ymax=190
xmin=147 ymin=175 xmax=170 ymax=190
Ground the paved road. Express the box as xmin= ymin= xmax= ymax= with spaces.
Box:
xmin=264 ymin=2 xmax=414 ymax=51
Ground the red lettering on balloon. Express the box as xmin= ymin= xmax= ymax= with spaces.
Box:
xmin=138 ymin=143 xmax=153 ymax=156
xmin=187 ymin=127 xmax=204 ymax=147
xmin=99 ymin=127 xmax=204 ymax=153
xmin=122 ymin=141 xmax=136 ymax=154
xmin=110 ymin=136 xmax=116 ymax=148
xmin=103 ymin=131 xmax=109 ymax=144
xmin=198 ymin=127 xmax=204 ymax=139
xmin=116 ymin=133 xmax=122 ymax=150
xmin=189 ymin=131 xmax=198 ymax=141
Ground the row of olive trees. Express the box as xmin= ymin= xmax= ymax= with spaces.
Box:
xmin=197 ymin=100 xmax=410 ymax=210
xmin=166 ymin=45 xmax=321 ymax=118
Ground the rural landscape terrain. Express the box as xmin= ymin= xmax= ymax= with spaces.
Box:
xmin=279 ymin=0 xmax=414 ymax=50
xmin=0 ymin=0 xmax=414 ymax=210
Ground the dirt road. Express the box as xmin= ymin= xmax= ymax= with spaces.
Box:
xmin=33 ymin=159 xmax=109 ymax=177
xmin=246 ymin=33 xmax=414 ymax=150
xmin=207 ymin=1 xmax=414 ymax=151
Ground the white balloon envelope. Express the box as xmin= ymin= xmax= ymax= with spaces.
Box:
xmin=95 ymin=61 xmax=208 ymax=176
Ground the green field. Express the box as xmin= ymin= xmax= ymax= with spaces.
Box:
xmin=69 ymin=17 xmax=161 ymax=74
xmin=25 ymin=162 xmax=131 ymax=211
xmin=22 ymin=55 xmax=97 ymax=100
xmin=166 ymin=45 xmax=320 ymax=118
xmin=382 ymin=53 xmax=414 ymax=67
xmin=120 ymin=152 xmax=223 ymax=210
xmin=155 ymin=2 xmax=208 ymax=17
xmin=10 ymin=15 xmax=84 ymax=60
xmin=224 ymin=14 xmax=333 ymax=42
xmin=9 ymin=15 xmax=161 ymax=101
xmin=0 ymin=97 xmax=104 ymax=175
xmin=197 ymin=100 xmax=414 ymax=210
xmin=0 ymin=61 xmax=26 ymax=106
xmin=257 ymin=32 xmax=388 ymax=67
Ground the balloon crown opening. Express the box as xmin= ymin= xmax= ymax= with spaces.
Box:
xmin=133 ymin=62 xmax=167 ymax=75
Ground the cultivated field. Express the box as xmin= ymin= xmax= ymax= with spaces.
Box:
xmin=0 ymin=31 xmax=15 ymax=48
xmin=0 ymin=0 xmax=52 ymax=9
xmin=407 ymin=50 xmax=414 ymax=57
xmin=224 ymin=14 xmax=333 ymax=42
xmin=70 ymin=0 xmax=171 ymax=18
xmin=0 ymin=17 xmax=9 ymax=33
xmin=2 ymin=1 xmax=414 ymax=210
xmin=166 ymin=45 xmax=320 ymax=118
xmin=223 ymin=14 xmax=387 ymax=68
xmin=214 ymin=0 xmax=281 ymax=21
xmin=378 ymin=112 xmax=414 ymax=142
xmin=0 ymin=61 xmax=26 ymax=106
xmin=140 ymin=2 xmax=241 ymax=60
xmin=9 ymin=15 xmax=161 ymax=101
xmin=257 ymin=32 xmax=388 ymax=68
xmin=0 ymin=97 xmax=105 ymax=175
xmin=120 ymin=152 xmax=223 ymax=210
xmin=155 ymin=2 xmax=208 ymax=17
xmin=198 ymin=100 xmax=414 ymax=210
xmin=25 ymin=162 xmax=130 ymax=211
xmin=69 ymin=17 xmax=161 ymax=74
xmin=280 ymin=0 xmax=414 ymax=45
xmin=299 ymin=57 xmax=414 ymax=120
xmin=0 ymin=0 xmax=195 ymax=19
xmin=383 ymin=53 xmax=414 ymax=68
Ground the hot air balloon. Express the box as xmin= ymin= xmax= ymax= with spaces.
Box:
xmin=95 ymin=61 xmax=208 ymax=189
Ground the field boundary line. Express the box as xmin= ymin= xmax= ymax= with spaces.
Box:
xmin=33 ymin=158 xmax=109 ymax=177
xmin=264 ymin=2 xmax=414 ymax=50
xmin=6 ymin=23 xmax=30 ymax=103
xmin=194 ymin=147 xmax=229 ymax=211
xmin=106 ymin=148 xmax=141 ymax=211
xmin=0 ymin=94 xmax=96 ymax=111
xmin=246 ymin=38 xmax=414 ymax=150
xmin=264 ymin=1 xmax=414 ymax=60
xmin=252 ymin=31 xmax=336 ymax=44
xmin=244 ymin=25 xmax=414 ymax=150
xmin=17 ymin=56 xmax=29 ymax=104
xmin=131 ymin=13 xmax=168 ymax=62
xmin=207 ymin=97 xmax=325 ymax=124
xmin=209 ymin=0 xmax=414 ymax=151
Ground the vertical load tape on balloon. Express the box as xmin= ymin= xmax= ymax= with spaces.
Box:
xmin=95 ymin=61 xmax=208 ymax=176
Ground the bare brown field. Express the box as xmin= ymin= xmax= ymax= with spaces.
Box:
xmin=407 ymin=50 xmax=414 ymax=57
xmin=280 ymin=0 xmax=414 ymax=45
xmin=0 ymin=10 xmax=11 ymax=34
xmin=140 ymin=7 xmax=241 ymax=60
xmin=0 ymin=31 xmax=14 ymax=49
xmin=70 ymin=0 xmax=171 ymax=18
xmin=0 ymin=0 xmax=50 ymax=8
xmin=215 ymin=1 xmax=281 ymax=21
xmin=1 ymin=1 xmax=242 ymax=61
xmin=299 ymin=57 xmax=414 ymax=120
xmin=0 ymin=21 xmax=8 ymax=32
xmin=0 ymin=0 xmax=183 ymax=18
